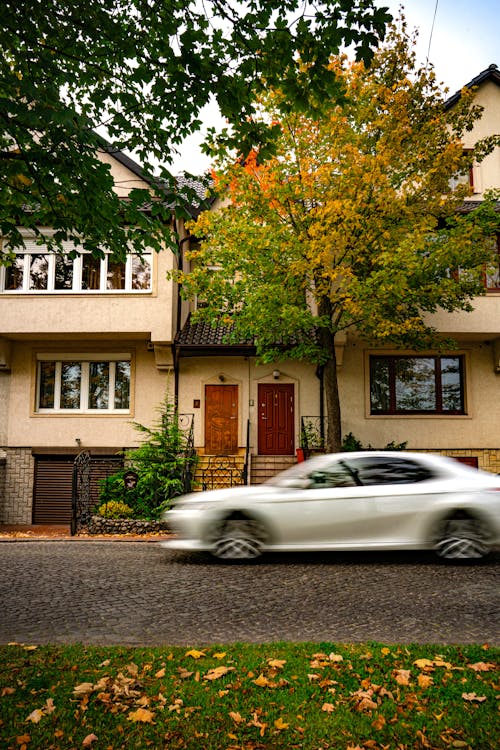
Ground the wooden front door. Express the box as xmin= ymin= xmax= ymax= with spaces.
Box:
xmin=205 ymin=385 xmax=238 ymax=454
xmin=258 ymin=384 xmax=294 ymax=455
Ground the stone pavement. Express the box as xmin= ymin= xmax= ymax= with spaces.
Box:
xmin=0 ymin=524 xmax=172 ymax=542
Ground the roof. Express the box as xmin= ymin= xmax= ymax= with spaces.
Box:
xmin=175 ymin=316 xmax=255 ymax=357
xmin=444 ymin=63 xmax=500 ymax=109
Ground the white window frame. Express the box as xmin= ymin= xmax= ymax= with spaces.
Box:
xmin=35 ymin=353 xmax=132 ymax=413
xmin=1 ymin=247 xmax=152 ymax=294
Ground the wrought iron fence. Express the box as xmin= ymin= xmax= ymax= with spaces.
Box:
xmin=300 ymin=416 xmax=327 ymax=457
xmin=71 ymin=451 xmax=124 ymax=535
xmin=179 ymin=413 xmax=196 ymax=493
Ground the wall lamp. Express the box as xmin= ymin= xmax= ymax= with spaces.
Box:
xmin=273 ymin=369 xmax=280 ymax=380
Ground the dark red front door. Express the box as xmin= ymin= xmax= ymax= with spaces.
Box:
xmin=205 ymin=385 xmax=238 ymax=454
xmin=258 ymin=384 xmax=294 ymax=455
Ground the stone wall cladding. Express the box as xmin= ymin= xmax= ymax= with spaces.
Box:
xmin=415 ymin=448 xmax=500 ymax=474
xmin=85 ymin=516 xmax=170 ymax=536
xmin=1 ymin=448 xmax=34 ymax=524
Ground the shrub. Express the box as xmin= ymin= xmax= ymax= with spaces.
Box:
xmin=98 ymin=391 xmax=197 ymax=521
xmin=96 ymin=500 xmax=135 ymax=519
xmin=341 ymin=432 xmax=408 ymax=452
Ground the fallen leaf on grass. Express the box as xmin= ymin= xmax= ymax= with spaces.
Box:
xmin=274 ymin=717 xmax=289 ymax=730
xmin=128 ymin=707 xmax=155 ymax=723
xmin=16 ymin=735 xmax=31 ymax=745
xmin=82 ymin=734 xmax=98 ymax=746
xmin=185 ymin=649 xmax=205 ymax=659
xmin=417 ymin=674 xmax=434 ymax=689
xmin=462 ymin=693 xmax=487 ymax=702
xmin=229 ymin=711 xmax=245 ymax=724
xmin=155 ymin=668 xmax=166 ymax=678
xmin=26 ymin=709 xmax=44 ymax=724
xmin=321 ymin=702 xmax=335 ymax=713
xmin=372 ymin=714 xmax=386 ymax=730
xmin=268 ymin=659 xmax=286 ymax=669
xmin=73 ymin=683 xmax=95 ymax=697
xmin=204 ymin=666 xmax=235 ymax=681
xmin=393 ymin=669 xmax=411 ymax=686
xmin=467 ymin=662 xmax=496 ymax=672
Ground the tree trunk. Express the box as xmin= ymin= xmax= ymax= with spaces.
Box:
xmin=317 ymin=324 xmax=342 ymax=453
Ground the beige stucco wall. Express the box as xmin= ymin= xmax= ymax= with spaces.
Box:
xmin=177 ymin=356 xmax=320 ymax=451
xmin=338 ymin=338 xmax=500 ymax=450
xmin=461 ymin=80 xmax=500 ymax=198
xmin=426 ymin=295 xmax=500 ymax=337
xmin=0 ymin=246 xmax=175 ymax=344
xmin=0 ymin=370 xmax=10 ymax=444
xmin=5 ymin=341 xmax=172 ymax=450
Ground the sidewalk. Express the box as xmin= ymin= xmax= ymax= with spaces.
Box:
xmin=0 ymin=524 xmax=173 ymax=542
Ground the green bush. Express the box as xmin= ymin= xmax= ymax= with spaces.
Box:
xmin=98 ymin=391 xmax=197 ymax=521
xmin=96 ymin=500 xmax=135 ymax=519
xmin=341 ymin=431 xmax=408 ymax=452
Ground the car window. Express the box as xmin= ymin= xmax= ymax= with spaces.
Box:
xmin=308 ymin=463 xmax=358 ymax=489
xmin=342 ymin=456 xmax=434 ymax=486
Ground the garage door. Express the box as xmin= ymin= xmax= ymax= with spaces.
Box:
xmin=33 ymin=456 xmax=75 ymax=524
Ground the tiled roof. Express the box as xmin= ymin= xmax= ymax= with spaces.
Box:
xmin=175 ymin=317 xmax=254 ymax=349
xmin=444 ymin=63 xmax=500 ymax=109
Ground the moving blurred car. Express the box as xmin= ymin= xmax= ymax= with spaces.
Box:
xmin=160 ymin=451 xmax=500 ymax=561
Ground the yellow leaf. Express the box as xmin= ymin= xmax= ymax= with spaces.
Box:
xmin=274 ymin=717 xmax=289 ymax=730
xmin=185 ymin=649 xmax=206 ymax=659
xmin=418 ymin=674 xmax=434 ymax=689
xmin=213 ymin=652 xmax=226 ymax=660
xmin=229 ymin=711 xmax=244 ymax=723
xmin=381 ymin=647 xmax=390 ymax=655
xmin=268 ymin=659 xmax=286 ymax=669
xmin=393 ymin=669 xmax=411 ymax=686
xmin=253 ymin=674 xmax=270 ymax=687
xmin=414 ymin=658 xmax=435 ymax=670
xmin=127 ymin=708 xmax=155 ymax=723
xmin=26 ymin=709 xmax=44 ymax=724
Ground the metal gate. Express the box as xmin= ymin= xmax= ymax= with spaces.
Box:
xmin=71 ymin=451 xmax=123 ymax=535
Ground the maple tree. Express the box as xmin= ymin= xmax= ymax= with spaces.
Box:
xmin=179 ymin=22 xmax=500 ymax=451
xmin=0 ymin=0 xmax=391 ymax=257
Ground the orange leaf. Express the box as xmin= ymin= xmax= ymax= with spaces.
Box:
xmin=128 ymin=708 xmax=155 ymax=723
xmin=372 ymin=715 xmax=386 ymax=730
xmin=155 ymin=668 xmax=166 ymax=678
xmin=418 ymin=674 xmax=434 ymax=689
xmin=268 ymin=659 xmax=286 ymax=669
xmin=204 ymin=666 xmax=234 ymax=681
xmin=82 ymin=734 xmax=98 ymax=746
xmin=16 ymin=735 xmax=31 ymax=745
xmin=229 ymin=711 xmax=244 ymax=724
xmin=393 ymin=669 xmax=411 ymax=686
xmin=321 ymin=703 xmax=335 ymax=713
xmin=468 ymin=662 xmax=496 ymax=672
xmin=253 ymin=674 xmax=270 ymax=687
xmin=274 ymin=717 xmax=289 ymax=730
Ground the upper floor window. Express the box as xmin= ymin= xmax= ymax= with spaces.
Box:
xmin=485 ymin=235 xmax=500 ymax=291
xmin=370 ymin=355 xmax=465 ymax=415
xmin=36 ymin=354 xmax=131 ymax=413
xmin=1 ymin=251 xmax=151 ymax=293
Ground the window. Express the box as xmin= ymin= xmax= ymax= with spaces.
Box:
xmin=485 ymin=235 xmax=500 ymax=291
xmin=36 ymin=355 xmax=131 ymax=412
xmin=370 ymin=355 xmax=465 ymax=415
xmin=342 ymin=456 xmax=434 ymax=485
xmin=1 ymin=249 xmax=151 ymax=293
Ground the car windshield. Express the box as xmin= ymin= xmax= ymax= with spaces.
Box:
xmin=265 ymin=455 xmax=339 ymax=487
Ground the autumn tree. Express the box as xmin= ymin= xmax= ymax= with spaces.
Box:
xmin=0 ymin=0 xmax=390 ymax=257
xmin=177 ymin=23 xmax=500 ymax=451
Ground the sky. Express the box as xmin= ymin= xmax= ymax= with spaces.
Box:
xmin=170 ymin=0 xmax=499 ymax=174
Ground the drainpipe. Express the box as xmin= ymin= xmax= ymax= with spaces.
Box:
xmin=316 ymin=365 xmax=325 ymax=444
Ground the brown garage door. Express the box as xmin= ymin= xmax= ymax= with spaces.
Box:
xmin=33 ymin=456 xmax=75 ymax=524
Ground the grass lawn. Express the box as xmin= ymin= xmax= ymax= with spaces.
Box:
xmin=0 ymin=642 xmax=498 ymax=749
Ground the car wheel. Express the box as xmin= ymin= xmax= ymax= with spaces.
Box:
xmin=435 ymin=516 xmax=490 ymax=561
xmin=212 ymin=518 xmax=266 ymax=561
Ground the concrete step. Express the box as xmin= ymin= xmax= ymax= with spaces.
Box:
xmin=250 ymin=455 xmax=296 ymax=485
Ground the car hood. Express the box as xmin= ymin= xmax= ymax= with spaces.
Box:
xmin=168 ymin=485 xmax=280 ymax=508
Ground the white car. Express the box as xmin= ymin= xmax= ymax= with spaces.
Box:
xmin=160 ymin=451 xmax=500 ymax=561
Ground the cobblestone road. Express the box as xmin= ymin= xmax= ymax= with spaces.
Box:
xmin=0 ymin=542 xmax=498 ymax=646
